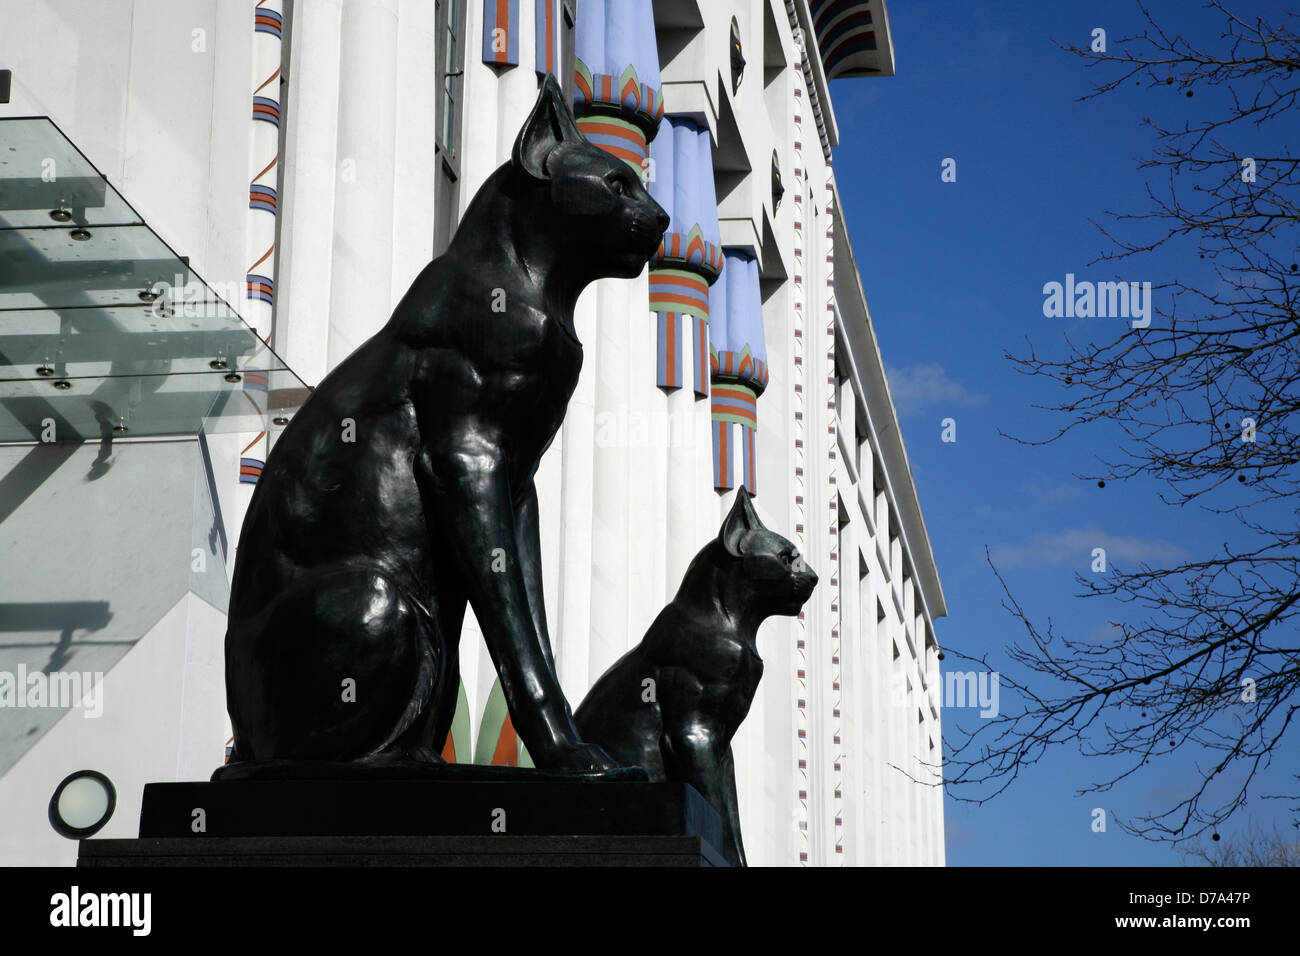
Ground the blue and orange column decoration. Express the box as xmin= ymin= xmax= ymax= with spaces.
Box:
xmin=481 ymin=0 xmax=520 ymax=67
xmin=710 ymin=251 xmax=768 ymax=494
xmin=238 ymin=0 xmax=285 ymax=494
xmin=648 ymin=117 xmax=724 ymax=396
xmin=571 ymin=0 xmax=663 ymax=171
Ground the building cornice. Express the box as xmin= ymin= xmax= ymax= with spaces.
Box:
xmin=786 ymin=0 xmax=836 ymax=161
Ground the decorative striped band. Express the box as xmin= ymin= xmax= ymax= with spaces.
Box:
xmin=711 ymin=381 xmax=758 ymax=428
xmin=254 ymin=6 xmax=283 ymax=38
xmin=246 ymin=274 xmax=274 ymax=304
xmin=648 ymin=267 xmax=710 ymax=319
xmin=655 ymin=312 xmax=710 ymax=395
xmin=693 ymin=313 xmax=709 ymax=395
xmin=239 ymin=457 xmax=264 ymax=485
xmin=741 ymin=425 xmax=756 ymax=494
xmin=249 ymin=184 xmax=277 ymax=213
xmin=252 ymin=95 xmax=280 ymax=126
xmin=576 ymin=115 xmax=648 ymax=169
xmin=657 ymin=311 xmax=683 ymax=389
xmin=712 ymin=420 xmax=758 ymax=493
xmin=712 ymin=420 xmax=731 ymax=489
xmin=712 ymin=370 xmax=760 ymax=492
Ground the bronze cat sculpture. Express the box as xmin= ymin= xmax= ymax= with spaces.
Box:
xmin=574 ymin=489 xmax=818 ymax=864
xmin=219 ymin=75 xmax=670 ymax=777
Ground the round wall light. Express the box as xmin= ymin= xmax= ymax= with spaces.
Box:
xmin=48 ymin=770 xmax=116 ymax=839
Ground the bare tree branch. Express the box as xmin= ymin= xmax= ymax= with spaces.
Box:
xmin=947 ymin=2 xmax=1300 ymax=844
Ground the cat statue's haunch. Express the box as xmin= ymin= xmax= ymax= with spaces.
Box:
xmin=574 ymin=489 xmax=819 ymax=865
xmin=218 ymin=75 xmax=670 ymax=778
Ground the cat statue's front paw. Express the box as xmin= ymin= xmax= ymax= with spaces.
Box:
xmin=543 ymin=740 xmax=622 ymax=773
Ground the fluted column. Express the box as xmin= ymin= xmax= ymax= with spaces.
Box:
xmin=646 ymin=116 xmax=725 ymax=595
xmin=568 ymin=0 xmax=664 ymax=678
xmin=273 ymin=0 xmax=342 ymax=388
xmin=326 ymin=0 xmax=399 ymax=368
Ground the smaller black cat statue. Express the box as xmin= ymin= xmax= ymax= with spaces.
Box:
xmin=574 ymin=489 xmax=817 ymax=866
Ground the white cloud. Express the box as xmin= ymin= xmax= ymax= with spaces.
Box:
xmin=989 ymin=528 xmax=1188 ymax=569
xmin=1023 ymin=480 xmax=1085 ymax=502
xmin=885 ymin=362 xmax=987 ymax=414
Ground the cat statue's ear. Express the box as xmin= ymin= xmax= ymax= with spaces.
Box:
xmin=719 ymin=487 xmax=765 ymax=557
xmin=512 ymin=73 xmax=585 ymax=181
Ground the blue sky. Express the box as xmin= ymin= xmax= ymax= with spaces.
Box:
xmin=831 ymin=0 xmax=1298 ymax=864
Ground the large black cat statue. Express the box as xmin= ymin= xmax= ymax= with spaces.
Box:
xmin=218 ymin=74 xmax=670 ymax=778
xmin=575 ymin=489 xmax=819 ymax=866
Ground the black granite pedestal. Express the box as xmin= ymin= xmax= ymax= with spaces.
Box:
xmin=77 ymin=774 xmax=728 ymax=866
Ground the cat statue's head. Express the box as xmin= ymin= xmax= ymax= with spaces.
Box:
xmin=511 ymin=73 xmax=670 ymax=279
xmin=714 ymin=488 xmax=819 ymax=619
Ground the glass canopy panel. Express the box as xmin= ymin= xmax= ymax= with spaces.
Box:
xmin=0 ymin=118 xmax=141 ymax=228
xmin=0 ymin=436 xmax=222 ymax=778
xmin=0 ymin=366 xmax=310 ymax=442
xmin=0 ymin=225 xmax=206 ymax=309
xmin=0 ymin=117 xmax=309 ymax=442
xmin=0 ymin=305 xmax=290 ymax=380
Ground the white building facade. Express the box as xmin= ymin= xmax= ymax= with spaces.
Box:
xmin=0 ymin=0 xmax=945 ymax=866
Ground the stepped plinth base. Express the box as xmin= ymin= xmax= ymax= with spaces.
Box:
xmin=77 ymin=776 xmax=728 ymax=867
